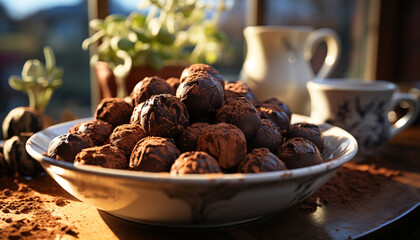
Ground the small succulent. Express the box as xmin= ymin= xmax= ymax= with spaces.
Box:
xmin=82 ymin=0 xmax=233 ymax=80
xmin=8 ymin=46 xmax=63 ymax=113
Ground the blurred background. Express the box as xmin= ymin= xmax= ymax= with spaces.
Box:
xmin=1 ymin=0 xmax=419 ymax=140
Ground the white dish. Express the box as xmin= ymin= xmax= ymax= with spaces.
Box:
xmin=26 ymin=114 xmax=357 ymax=227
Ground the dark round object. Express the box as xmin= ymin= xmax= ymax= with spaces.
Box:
xmin=109 ymin=123 xmax=147 ymax=157
xmin=131 ymin=76 xmax=174 ymax=106
xmin=224 ymin=81 xmax=260 ymax=107
xmin=288 ymin=122 xmax=324 ymax=153
xmin=94 ymin=97 xmax=133 ymax=127
xmin=129 ymin=136 xmax=180 ymax=172
xmin=247 ymin=119 xmax=283 ymax=153
xmin=258 ymin=103 xmax=290 ymax=133
xmin=166 ymin=77 xmax=180 ymax=92
xmin=176 ymin=72 xmax=224 ymax=117
xmin=74 ymin=144 xmax=128 ymax=169
xmin=2 ymin=107 xmax=43 ymax=140
xmin=197 ymin=123 xmax=247 ymax=169
xmin=263 ymin=98 xmax=292 ymax=120
xmin=47 ymin=133 xmax=94 ymax=162
xmin=238 ymin=148 xmax=287 ymax=173
xmin=175 ymin=122 xmax=210 ymax=153
xmin=180 ymin=63 xmax=225 ymax=89
xmin=216 ymin=97 xmax=261 ymax=139
xmin=170 ymin=151 xmax=222 ymax=175
xmin=68 ymin=119 xmax=113 ymax=146
xmin=3 ymin=134 xmax=44 ymax=177
xmin=130 ymin=94 xmax=189 ymax=138
xmin=277 ymin=137 xmax=322 ymax=169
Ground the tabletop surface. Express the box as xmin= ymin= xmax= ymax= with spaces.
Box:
xmin=1 ymin=126 xmax=420 ymax=240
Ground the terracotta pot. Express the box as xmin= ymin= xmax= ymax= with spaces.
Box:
xmin=94 ymin=61 xmax=186 ymax=99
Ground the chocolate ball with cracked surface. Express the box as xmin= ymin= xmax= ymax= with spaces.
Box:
xmin=131 ymin=76 xmax=174 ymax=106
xmin=47 ymin=133 xmax=94 ymax=162
xmin=176 ymin=72 xmax=224 ymax=117
xmin=180 ymin=63 xmax=225 ymax=88
xmin=130 ymin=136 xmax=180 ymax=172
xmin=175 ymin=122 xmax=210 ymax=153
xmin=130 ymin=94 xmax=189 ymax=138
xmin=166 ymin=77 xmax=180 ymax=92
xmin=258 ymin=103 xmax=290 ymax=133
xmin=2 ymin=106 xmax=43 ymax=140
xmin=263 ymin=98 xmax=292 ymax=120
xmin=238 ymin=148 xmax=287 ymax=173
xmin=170 ymin=151 xmax=222 ymax=175
xmin=288 ymin=122 xmax=324 ymax=153
xmin=216 ymin=97 xmax=261 ymax=139
xmin=95 ymin=97 xmax=133 ymax=127
xmin=74 ymin=144 xmax=128 ymax=169
xmin=68 ymin=119 xmax=113 ymax=146
xmin=197 ymin=123 xmax=247 ymax=169
xmin=109 ymin=123 xmax=147 ymax=157
xmin=277 ymin=137 xmax=322 ymax=169
xmin=247 ymin=119 xmax=283 ymax=153
xmin=224 ymin=81 xmax=260 ymax=107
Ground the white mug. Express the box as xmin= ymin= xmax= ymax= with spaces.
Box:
xmin=240 ymin=26 xmax=341 ymax=115
xmin=307 ymin=79 xmax=420 ymax=161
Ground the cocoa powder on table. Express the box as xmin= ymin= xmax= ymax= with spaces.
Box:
xmin=299 ymin=162 xmax=401 ymax=212
xmin=0 ymin=174 xmax=78 ymax=239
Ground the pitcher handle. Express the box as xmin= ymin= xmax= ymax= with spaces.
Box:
xmin=389 ymin=92 xmax=420 ymax=138
xmin=304 ymin=28 xmax=341 ymax=79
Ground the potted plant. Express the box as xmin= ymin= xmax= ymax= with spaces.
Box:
xmin=2 ymin=46 xmax=62 ymax=178
xmin=82 ymin=0 xmax=233 ymax=99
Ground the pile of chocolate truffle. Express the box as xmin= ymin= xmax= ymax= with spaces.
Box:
xmin=47 ymin=64 xmax=324 ymax=174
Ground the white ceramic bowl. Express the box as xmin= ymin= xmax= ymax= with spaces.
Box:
xmin=26 ymin=115 xmax=357 ymax=227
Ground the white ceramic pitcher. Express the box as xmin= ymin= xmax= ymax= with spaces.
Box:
xmin=240 ymin=26 xmax=341 ymax=115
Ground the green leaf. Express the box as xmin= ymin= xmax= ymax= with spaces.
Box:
xmin=146 ymin=51 xmax=163 ymax=70
xmin=43 ymin=46 xmax=55 ymax=73
xmin=89 ymin=19 xmax=105 ymax=30
xmin=128 ymin=12 xmax=147 ymax=29
xmin=8 ymin=76 xmax=26 ymax=91
xmin=22 ymin=59 xmax=46 ymax=80
xmin=104 ymin=14 xmax=126 ymax=25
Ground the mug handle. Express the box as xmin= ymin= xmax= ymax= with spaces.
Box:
xmin=389 ymin=92 xmax=420 ymax=138
xmin=304 ymin=28 xmax=341 ymax=79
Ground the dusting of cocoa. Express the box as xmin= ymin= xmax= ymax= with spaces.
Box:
xmin=0 ymin=174 xmax=78 ymax=239
xmin=299 ymin=162 xmax=401 ymax=212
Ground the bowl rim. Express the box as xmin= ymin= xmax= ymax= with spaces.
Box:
xmin=26 ymin=115 xmax=358 ymax=184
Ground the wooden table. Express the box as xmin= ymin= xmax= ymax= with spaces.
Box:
xmin=1 ymin=126 xmax=420 ymax=240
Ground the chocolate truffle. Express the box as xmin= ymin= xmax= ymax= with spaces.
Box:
xmin=130 ymin=94 xmax=189 ymax=138
xmin=68 ymin=119 xmax=113 ymax=146
xmin=109 ymin=123 xmax=147 ymax=157
xmin=238 ymin=148 xmax=287 ymax=173
xmin=216 ymin=97 xmax=261 ymax=139
xmin=258 ymin=103 xmax=290 ymax=133
xmin=224 ymin=81 xmax=260 ymax=107
xmin=197 ymin=123 xmax=247 ymax=169
xmin=170 ymin=151 xmax=222 ymax=175
xmin=131 ymin=76 xmax=174 ymax=106
xmin=94 ymin=97 xmax=133 ymax=127
xmin=288 ymin=122 xmax=324 ymax=153
xmin=166 ymin=77 xmax=180 ymax=92
xmin=180 ymin=63 xmax=225 ymax=88
xmin=47 ymin=133 xmax=94 ymax=162
xmin=74 ymin=144 xmax=128 ymax=169
xmin=263 ymin=98 xmax=292 ymax=120
xmin=175 ymin=122 xmax=210 ymax=153
xmin=130 ymin=136 xmax=180 ymax=172
xmin=2 ymin=106 xmax=43 ymax=140
xmin=247 ymin=119 xmax=283 ymax=153
xmin=176 ymin=72 xmax=224 ymax=117
xmin=277 ymin=137 xmax=322 ymax=169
